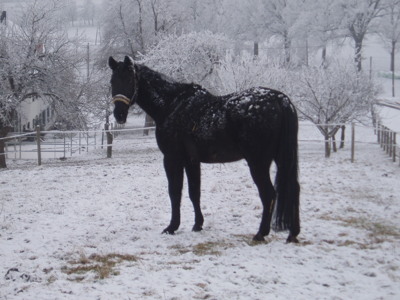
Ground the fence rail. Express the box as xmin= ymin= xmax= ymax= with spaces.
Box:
xmin=1 ymin=122 xmax=399 ymax=167
xmin=376 ymin=123 xmax=399 ymax=164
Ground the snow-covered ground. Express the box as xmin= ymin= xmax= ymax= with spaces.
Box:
xmin=1 ymin=20 xmax=400 ymax=300
xmin=1 ymin=122 xmax=399 ymax=300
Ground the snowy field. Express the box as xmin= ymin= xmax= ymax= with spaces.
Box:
xmin=1 ymin=122 xmax=400 ymax=300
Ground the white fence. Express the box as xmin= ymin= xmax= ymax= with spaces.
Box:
xmin=1 ymin=125 xmax=155 ymax=164
xmin=4 ymin=130 xmax=99 ymax=160
xmin=1 ymin=122 xmax=399 ymax=166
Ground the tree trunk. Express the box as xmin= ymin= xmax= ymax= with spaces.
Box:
xmin=324 ymin=134 xmax=331 ymax=158
xmin=0 ymin=127 xmax=11 ymax=168
xmin=322 ymin=46 xmax=327 ymax=68
xmin=391 ymin=40 xmax=396 ymax=97
xmin=332 ymin=135 xmax=337 ymax=153
xmin=136 ymin=0 xmax=145 ymax=52
xmin=355 ymin=38 xmax=363 ymax=72
xmin=253 ymin=41 xmax=259 ymax=57
xmin=340 ymin=125 xmax=346 ymax=149
xmin=284 ymin=34 xmax=291 ymax=65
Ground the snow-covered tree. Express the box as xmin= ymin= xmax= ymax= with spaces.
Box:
xmin=293 ymin=61 xmax=380 ymax=157
xmin=340 ymin=0 xmax=385 ymax=71
xmin=0 ymin=0 xmax=87 ymax=168
xmin=246 ymin=0 xmax=310 ymax=65
xmin=183 ymin=0 xmax=229 ymax=33
xmin=215 ymin=52 xmax=292 ymax=95
xmin=65 ymin=0 xmax=78 ymax=26
xmin=309 ymin=0 xmax=344 ymax=67
xmin=141 ymin=31 xmax=231 ymax=93
xmin=81 ymin=0 xmax=96 ymax=25
xmin=378 ymin=0 xmax=400 ymax=96
xmin=100 ymin=0 xmax=184 ymax=58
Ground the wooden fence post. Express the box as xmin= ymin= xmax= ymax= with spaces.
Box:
xmin=36 ymin=125 xmax=42 ymax=166
xmin=386 ymin=128 xmax=389 ymax=153
xmin=105 ymin=123 xmax=113 ymax=158
xmin=70 ymin=133 xmax=73 ymax=156
xmin=377 ymin=123 xmax=381 ymax=144
xmin=383 ymin=126 xmax=387 ymax=151
xmin=393 ymin=132 xmax=397 ymax=163
xmin=351 ymin=122 xmax=355 ymax=163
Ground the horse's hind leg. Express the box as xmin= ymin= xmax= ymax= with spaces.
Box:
xmin=162 ymin=156 xmax=184 ymax=235
xmin=185 ymin=162 xmax=204 ymax=232
xmin=247 ymin=159 xmax=275 ymax=241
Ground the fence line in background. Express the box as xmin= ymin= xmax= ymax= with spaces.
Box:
xmin=1 ymin=125 xmax=156 ymax=163
xmin=376 ymin=122 xmax=399 ymax=165
xmin=1 ymin=122 xmax=399 ymax=166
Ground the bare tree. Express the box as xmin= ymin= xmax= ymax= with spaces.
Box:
xmin=81 ymin=0 xmax=96 ymax=25
xmin=239 ymin=0 xmax=310 ymax=65
xmin=379 ymin=0 xmax=400 ymax=96
xmin=141 ymin=31 xmax=231 ymax=93
xmin=65 ymin=0 xmax=78 ymax=26
xmin=294 ymin=61 xmax=380 ymax=157
xmin=309 ymin=0 xmax=344 ymax=67
xmin=101 ymin=0 xmax=183 ymax=58
xmin=341 ymin=0 xmax=384 ymax=71
xmin=0 ymin=0 xmax=86 ymax=168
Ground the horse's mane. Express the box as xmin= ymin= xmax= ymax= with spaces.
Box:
xmin=137 ymin=64 xmax=209 ymax=99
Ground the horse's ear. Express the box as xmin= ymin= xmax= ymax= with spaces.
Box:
xmin=108 ymin=56 xmax=118 ymax=70
xmin=124 ymin=56 xmax=134 ymax=67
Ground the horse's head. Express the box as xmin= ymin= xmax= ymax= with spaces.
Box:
xmin=108 ymin=56 xmax=138 ymax=124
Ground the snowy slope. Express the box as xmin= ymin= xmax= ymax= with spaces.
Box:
xmin=1 ymin=124 xmax=399 ymax=300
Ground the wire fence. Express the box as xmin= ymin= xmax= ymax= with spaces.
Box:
xmin=376 ymin=123 xmax=398 ymax=164
xmin=1 ymin=122 xmax=399 ymax=167
xmin=1 ymin=125 xmax=155 ymax=163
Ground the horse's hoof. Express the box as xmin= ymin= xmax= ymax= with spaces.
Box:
xmin=192 ymin=224 xmax=203 ymax=232
xmin=286 ymin=235 xmax=299 ymax=243
xmin=162 ymin=228 xmax=176 ymax=235
xmin=252 ymin=234 xmax=265 ymax=242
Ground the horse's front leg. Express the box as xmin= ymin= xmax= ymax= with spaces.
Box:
xmin=162 ymin=156 xmax=184 ymax=235
xmin=185 ymin=162 xmax=204 ymax=232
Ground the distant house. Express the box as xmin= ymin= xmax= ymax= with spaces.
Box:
xmin=17 ymin=95 xmax=56 ymax=132
xmin=1 ymin=10 xmax=55 ymax=132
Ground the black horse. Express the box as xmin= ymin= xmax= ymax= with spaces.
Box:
xmin=108 ymin=56 xmax=300 ymax=243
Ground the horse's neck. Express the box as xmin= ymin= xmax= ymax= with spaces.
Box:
xmin=136 ymin=66 xmax=189 ymax=122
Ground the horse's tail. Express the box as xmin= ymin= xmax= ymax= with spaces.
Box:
xmin=273 ymin=100 xmax=300 ymax=238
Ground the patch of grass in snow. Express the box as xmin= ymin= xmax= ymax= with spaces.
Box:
xmin=317 ymin=211 xmax=400 ymax=249
xmin=320 ymin=215 xmax=400 ymax=249
xmin=61 ymin=252 xmax=139 ymax=281
xmin=320 ymin=214 xmax=400 ymax=240
xmin=340 ymin=217 xmax=400 ymax=239
xmin=169 ymin=241 xmax=234 ymax=256
xmin=192 ymin=241 xmax=228 ymax=256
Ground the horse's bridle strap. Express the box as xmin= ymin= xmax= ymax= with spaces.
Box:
xmin=112 ymin=94 xmax=131 ymax=106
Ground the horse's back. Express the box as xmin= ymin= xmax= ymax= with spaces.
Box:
xmin=158 ymin=86 xmax=295 ymax=163
xmin=224 ymin=87 xmax=292 ymax=125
